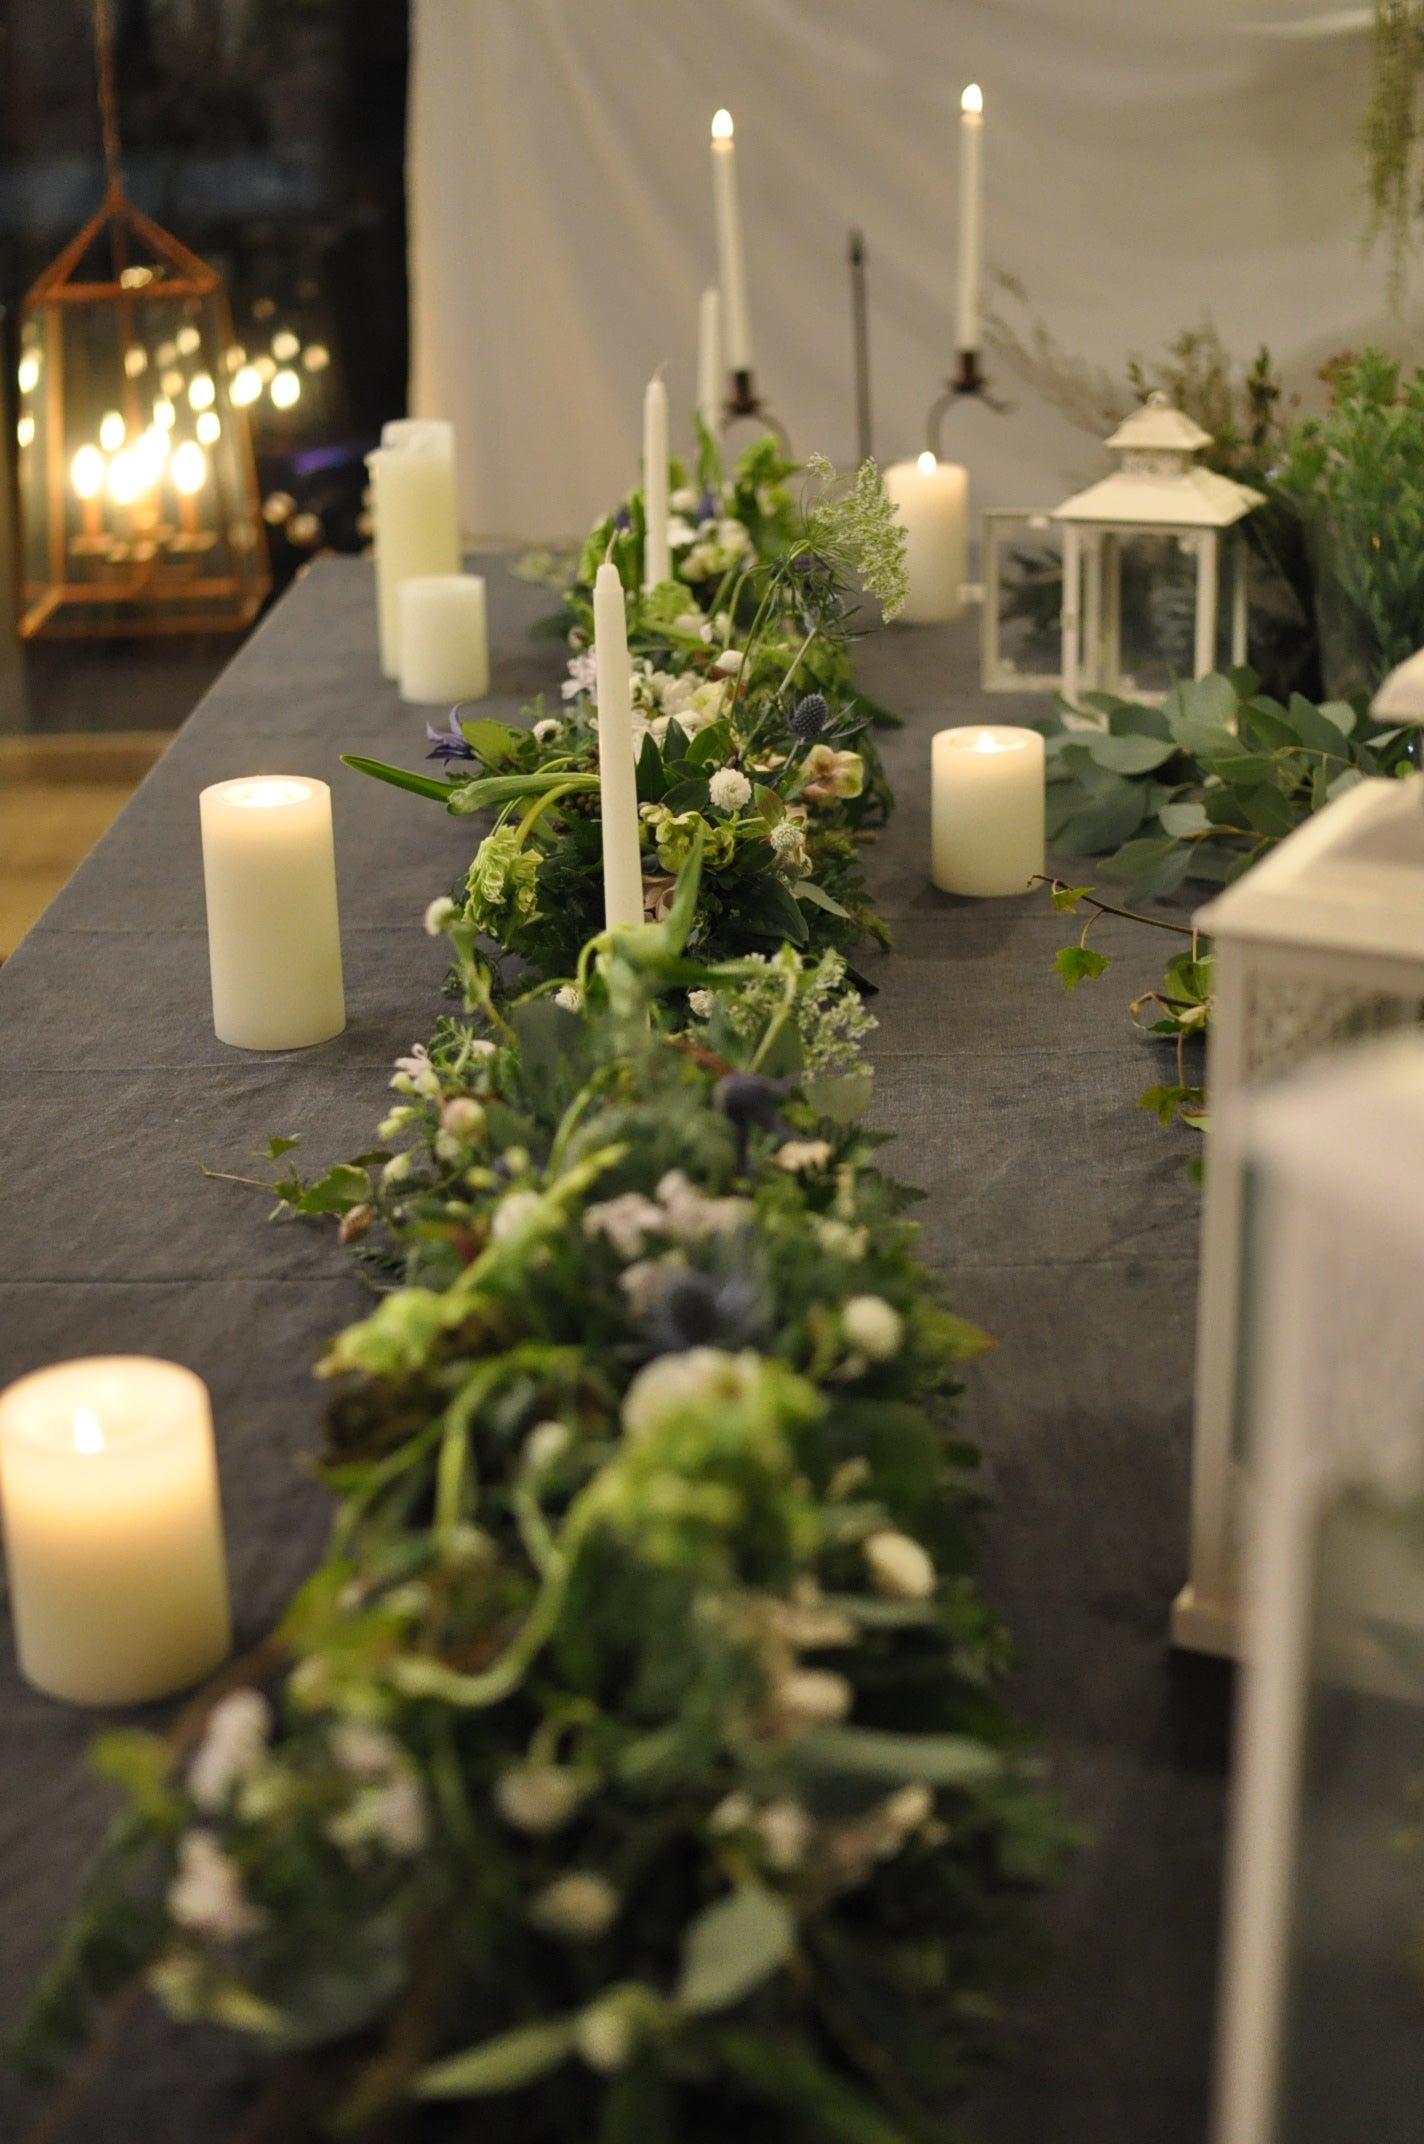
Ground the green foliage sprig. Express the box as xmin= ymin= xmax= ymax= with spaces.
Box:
xmin=18 ymin=856 xmax=1070 ymax=2144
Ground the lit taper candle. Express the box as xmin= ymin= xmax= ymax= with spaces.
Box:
xmin=697 ymin=287 xmax=723 ymax=437
xmin=956 ymin=84 xmax=984 ymax=354
xmin=710 ymin=110 xmax=753 ymax=373
xmin=593 ymin=562 xmax=645 ymax=930
xmin=643 ymin=374 xmax=671 ymax=589
xmin=0 ymin=1357 xmax=231 ymax=1706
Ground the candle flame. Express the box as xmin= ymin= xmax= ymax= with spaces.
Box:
xmin=71 ymin=445 xmax=104 ymax=500
xmin=225 ymin=777 xmax=313 ymax=809
xmin=172 ymin=440 xmax=208 ymax=496
xmin=73 ymin=1406 xmax=105 ymax=1455
xmin=961 ymin=82 xmax=983 ymax=114
xmin=917 ymin=449 xmax=937 ymax=474
xmin=711 ymin=108 xmax=734 ymax=140
xmin=972 ymin=729 xmax=1015 ymax=753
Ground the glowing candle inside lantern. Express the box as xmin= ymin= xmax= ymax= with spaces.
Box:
xmin=956 ymin=84 xmax=985 ymax=354
xmin=172 ymin=438 xmax=208 ymax=535
xmin=710 ymin=110 xmax=753 ymax=373
xmin=0 ymin=1356 xmax=231 ymax=1705
xmin=930 ymin=724 xmax=1044 ymax=896
xmin=883 ymin=451 xmax=969 ymax=623
xmin=199 ymin=775 xmax=346 ymax=1049
xmin=72 ymin=444 xmax=106 ymax=538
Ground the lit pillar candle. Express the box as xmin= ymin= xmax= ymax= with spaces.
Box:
xmin=710 ymin=110 xmax=753 ymax=373
xmin=697 ymin=287 xmax=723 ymax=437
xmin=931 ymin=725 xmax=1045 ymax=897
xmin=199 ymin=775 xmax=346 ymax=1050
xmin=0 ymin=1357 xmax=231 ymax=1706
xmin=956 ymin=84 xmax=984 ymax=354
xmin=883 ymin=453 xmax=968 ymax=623
xmin=399 ymin=574 xmax=490 ymax=704
xmin=643 ymin=375 xmax=671 ymax=590
xmin=593 ymin=561 xmax=645 ymax=931
xmin=368 ymin=432 xmax=461 ymax=678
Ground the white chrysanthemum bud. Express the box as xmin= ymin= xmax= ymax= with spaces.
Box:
xmin=440 ymin=1096 xmax=484 ymax=1140
xmin=532 ymin=1871 xmax=620 ymax=1940
xmin=863 ymin=1528 xmax=936 ymax=1601
xmin=575 ymin=1999 xmax=633 ymax=2073
xmin=495 ymin=1764 xmax=588 ymax=1834
xmin=381 ymin=1151 xmax=413 ymax=1186
xmin=841 ymin=1295 xmax=903 ymax=1361
xmin=378 ymin=1106 xmax=416 ymax=1141
xmin=524 ymin=1420 xmax=571 ymax=1472
xmin=708 ymin=766 xmax=752 ymax=812
xmin=424 ymin=894 xmax=459 ymax=935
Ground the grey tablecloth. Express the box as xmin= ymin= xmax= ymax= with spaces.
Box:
xmin=0 ymin=559 xmax=1227 ymax=2144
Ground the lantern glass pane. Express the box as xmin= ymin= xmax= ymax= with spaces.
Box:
xmin=981 ymin=511 xmax=1063 ymax=692
xmin=1276 ymin=1486 xmax=1424 ymax=2144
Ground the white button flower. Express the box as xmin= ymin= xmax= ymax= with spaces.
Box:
xmin=863 ymin=1528 xmax=936 ymax=1601
xmin=842 ymin=1295 xmax=903 ymax=1360
xmin=708 ymin=766 xmax=752 ymax=813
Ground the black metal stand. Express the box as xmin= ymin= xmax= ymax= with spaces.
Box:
xmin=849 ymin=230 xmax=872 ymax=466
xmin=924 ymin=348 xmax=1010 ymax=460
xmin=722 ymin=368 xmax=792 ymax=454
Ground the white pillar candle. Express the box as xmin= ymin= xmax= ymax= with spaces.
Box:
xmin=883 ymin=454 xmax=968 ymax=623
xmin=710 ymin=110 xmax=753 ymax=373
xmin=697 ymin=287 xmax=723 ymax=437
xmin=399 ymin=574 xmax=490 ymax=704
xmin=643 ymin=376 xmax=671 ymax=590
xmin=368 ymin=436 xmax=461 ymax=678
xmin=0 ymin=1357 xmax=231 ymax=1705
xmin=593 ymin=561 xmax=645 ymax=931
xmin=381 ymin=418 xmax=455 ymax=456
xmin=931 ymin=724 xmax=1045 ymax=897
xmin=956 ymin=84 xmax=984 ymax=354
xmin=200 ymin=775 xmax=346 ymax=1050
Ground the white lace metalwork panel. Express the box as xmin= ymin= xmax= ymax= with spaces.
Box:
xmin=1299 ymin=1207 xmax=1424 ymax=1502
xmin=1243 ymin=973 xmax=1418 ymax=1089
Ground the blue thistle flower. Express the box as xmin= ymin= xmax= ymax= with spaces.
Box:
xmin=788 ymin=693 xmax=829 ymax=742
xmin=643 ymin=1268 xmax=764 ymax=1355
xmin=713 ymin=1072 xmax=795 ymax=1172
xmin=614 ymin=505 xmax=633 ymax=532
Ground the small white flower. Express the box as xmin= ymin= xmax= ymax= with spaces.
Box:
xmin=670 ymin=486 xmax=699 ymax=513
xmin=328 ymin=1774 xmax=428 ymax=1858
xmin=524 ymin=1419 xmax=571 ymax=1471
xmin=187 ymin=1690 xmax=272 ymax=1812
xmin=622 ymin=1347 xmax=762 ymax=1441
xmin=687 ymin=988 xmax=716 ymax=1019
xmin=423 ymin=895 xmax=458 ymax=935
xmin=532 ymin=1871 xmax=620 ymax=1940
xmin=583 ymin=1191 xmax=666 ymax=1260
xmin=655 ymin=1169 xmax=751 ymax=1243
xmin=434 ymin=1131 xmax=461 ymax=1165
xmin=440 ymin=1096 xmax=484 ymax=1140
xmin=864 ymin=1528 xmax=936 ymax=1601
xmin=468 ymin=1038 xmax=498 ymax=1059
xmin=491 ymin=1189 xmax=542 ymax=1240
xmin=533 ymin=716 xmax=561 ymax=743
xmin=881 ymin=1783 xmax=933 ymax=1834
xmin=575 ymin=1999 xmax=633 ymax=2073
xmin=666 ymin=514 xmax=698 ymax=550
xmin=381 ymin=1151 xmax=413 ymax=1186
xmin=771 ymin=1139 xmax=833 ymax=1174
xmin=168 ymin=1830 xmax=265 ymax=1939
xmin=493 ymin=1764 xmax=588 ymax=1833
xmin=756 ymin=1799 xmax=814 ymax=1870
xmin=554 ymin=984 xmax=583 ymax=1013
xmin=378 ymin=1106 xmax=416 ymax=1141
xmin=710 ymin=1789 xmax=755 ymax=1834
xmin=771 ymin=1668 xmax=853 ymax=1732
xmin=708 ymin=766 xmax=752 ymax=813
xmin=710 ymin=647 xmax=744 ymax=679
xmin=330 ymin=1720 xmax=404 ymax=1778
xmin=562 ymin=648 xmax=598 ymax=702
xmin=842 ymin=1295 xmax=903 ymax=1361
xmin=815 ymin=1217 xmax=868 ymax=1260
xmin=391 ymin=1045 xmax=441 ymax=1098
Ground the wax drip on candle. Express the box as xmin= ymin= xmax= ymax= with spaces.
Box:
xmin=72 ymin=1406 xmax=105 ymax=1455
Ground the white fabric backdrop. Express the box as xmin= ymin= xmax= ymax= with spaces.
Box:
xmin=408 ymin=0 xmax=1394 ymax=543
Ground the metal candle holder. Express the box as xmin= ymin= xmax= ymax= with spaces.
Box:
xmin=924 ymin=349 xmax=1010 ymax=461
xmin=722 ymin=368 xmax=792 ymax=454
xmin=849 ymin=230 xmax=872 ymax=466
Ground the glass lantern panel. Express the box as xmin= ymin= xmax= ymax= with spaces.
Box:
xmin=980 ymin=510 xmax=1063 ymax=693
xmin=1276 ymin=1485 xmax=1424 ymax=2144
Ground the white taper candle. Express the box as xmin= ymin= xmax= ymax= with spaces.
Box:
xmin=643 ymin=376 xmax=671 ymax=590
xmin=593 ymin=562 xmax=645 ymax=931
xmin=956 ymin=84 xmax=984 ymax=354
xmin=697 ymin=288 xmax=723 ymax=437
xmin=710 ymin=111 xmax=753 ymax=372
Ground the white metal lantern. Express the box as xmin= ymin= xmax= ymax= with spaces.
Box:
xmin=1052 ymin=393 xmax=1261 ymax=705
xmin=1213 ymin=1034 xmax=1424 ymax=2144
xmin=1176 ymin=777 xmax=1424 ymax=1656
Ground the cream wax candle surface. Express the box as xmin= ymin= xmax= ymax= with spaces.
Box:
xmin=884 ymin=453 xmax=969 ymax=624
xmin=398 ymin=574 xmax=490 ymax=704
xmin=931 ymin=724 xmax=1045 ymax=897
xmin=368 ymin=429 xmax=461 ymax=677
xmin=0 ymin=1357 xmax=231 ymax=1705
xmin=200 ymin=775 xmax=346 ymax=1050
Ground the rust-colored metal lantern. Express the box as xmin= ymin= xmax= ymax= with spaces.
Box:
xmin=15 ymin=7 xmax=268 ymax=639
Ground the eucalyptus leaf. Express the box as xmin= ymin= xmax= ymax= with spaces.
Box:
xmin=793 ymin=881 xmax=852 ymax=919
xmin=420 ymin=2018 xmax=578 ymax=2098
xmin=676 ymin=1886 xmax=795 ymax=2015
xmin=788 ymin=1725 xmax=1001 ymax=1787
xmin=1085 ymin=732 xmax=1177 ymax=775
xmin=1158 ymin=801 xmax=1210 ymax=837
